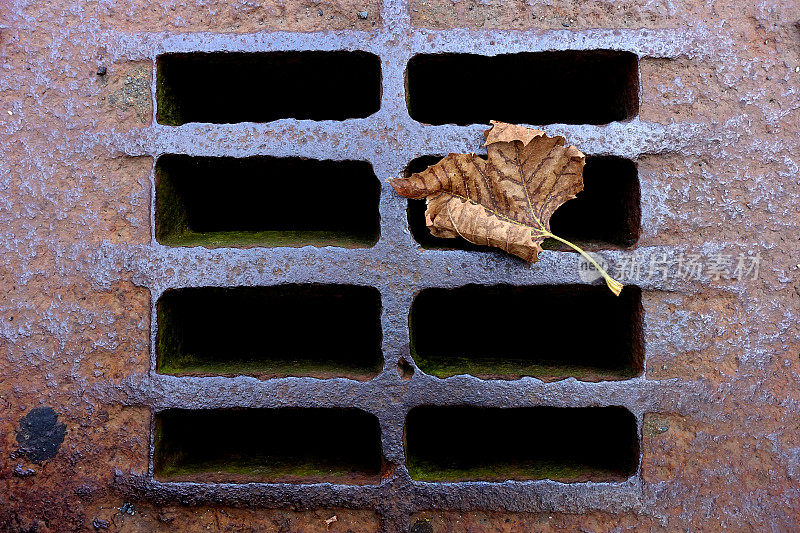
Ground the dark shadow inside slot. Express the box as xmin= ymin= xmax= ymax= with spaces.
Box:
xmin=406 ymin=51 xmax=639 ymax=125
xmin=154 ymin=408 xmax=382 ymax=484
xmin=405 ymin=406 xmax=639 ymax=482
xmin=156 ymin=155 xmax=380 ymax=248
xmin=156 ymin=285 xmax=383 ymax=380
xmin=157 ymin=51 xmax=382 ymax=125
xmin=410 ymin=284 xmax=643 ymax=381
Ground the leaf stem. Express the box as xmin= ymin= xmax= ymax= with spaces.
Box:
xmin=533 ymin=229 xmax=623 ymax=296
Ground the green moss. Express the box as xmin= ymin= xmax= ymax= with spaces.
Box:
xmin=154 ymin=164 xmax=191 ymax=243
xmin=156 ymin=455 xmax=362 ymax=481
xmin=155 ymin=298 xmax=183 ymax=375
xmin=412 ymin=354 xmax=636 ymax=381
xmin=410 ymin=334 xmax=636 ymax=382
xmin=406 ymin=458 xmax=621 ymax=483
xmin=152 ymin=416 xmax=184 ymax=477
xmin=157 ymin=229 xmax=378 ymax=249
xmin=158 ymin=356 xmax=382 ymax=380
xmin=155 ymin=61 xmax=182 ymax=126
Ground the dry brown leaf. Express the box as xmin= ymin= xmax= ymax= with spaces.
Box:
xmin=392 ymin=120 xmax=582 ymax=263
xmin=390 ymin=120 xmax=622 ymax=295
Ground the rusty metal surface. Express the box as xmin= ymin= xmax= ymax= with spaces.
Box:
xmin=1 ymin=0 xmax=800 ymax=531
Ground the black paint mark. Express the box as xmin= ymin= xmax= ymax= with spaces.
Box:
xmin=16 ymin=407 xmax=66 ymax=463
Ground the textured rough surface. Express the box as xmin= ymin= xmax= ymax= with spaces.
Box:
xmin=410 ymin=0 xmax=704 ymax=31
xmin=1 ymin=0 xmax=800 ymax=531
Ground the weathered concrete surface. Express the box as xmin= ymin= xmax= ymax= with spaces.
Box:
xmin=1 ymin=0 xmax=799 ymax=531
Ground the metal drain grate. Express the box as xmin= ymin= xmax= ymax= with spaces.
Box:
xmin=110 ymin=1 xmax=694 ymax=530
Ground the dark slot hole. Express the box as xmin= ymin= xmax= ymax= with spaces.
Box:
xmin=406 ymin=51 xmax=639 ymax=125
xmin=156 ymin=285 xmax=383 ymax=380
xmin=405 ymin=155 xmax=639 ymax=252
xmin=410 ymin=285 xmax=643 ymax=381
xmin=157 ymin=51 xmax=381 ymax=125
xmin=405 ymin=406 xmax=639 ymax=482
xmin=154 ymin=408 xmax=382 ymax=484
xmin=155 ymin=155 xmax=380 ymax=248
xmin=549 ymin=156 xmax=640 ymax=247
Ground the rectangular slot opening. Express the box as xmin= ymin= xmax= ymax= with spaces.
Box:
xmin=410 ymin=285 xmax=642 ymax=381
xmin=406 ymin=51 xmax=639 ymax=125
xmin=405 ymin=406 xmax=639 ymax=482
xmin=154 ymin=408 xmax=382 ymax=484
xmin=155 ymin=155 xmax=380 ymax=248
xmin=405 ymin=155 xmax=639 ymax=252
xmin=157 ymin=51 xmax=382 ymax=125
xmin=156 ymin=285 xmax=383 ymax=380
